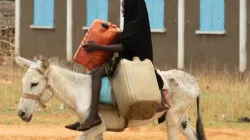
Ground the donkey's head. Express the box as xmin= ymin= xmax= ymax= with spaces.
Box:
xmin=15 ymin=56 xmax=53 ymax=122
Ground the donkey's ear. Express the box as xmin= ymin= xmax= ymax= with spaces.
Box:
xmin=39 ymin=58 xmax=50 ymax=72
xmin=14 ymin=56 xmax=33 ymax=69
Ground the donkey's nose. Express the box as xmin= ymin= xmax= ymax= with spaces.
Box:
xmin=18 ymin=110 xmax=26 ymax=118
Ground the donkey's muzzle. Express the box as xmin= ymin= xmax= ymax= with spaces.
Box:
xmin=18 ymin=109 xmax=26 ymax=118
xmin=18 ymin=109 xmax=32 ymax=122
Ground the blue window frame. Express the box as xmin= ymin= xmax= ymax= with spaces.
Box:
xmin=33 ymin=0 xmax=54 ymax=27
xmin=144 ymin=0 xmax=165 ymax=30
xmin=86 ymin=0 xmax=108 ymax=27
xmin=199 ymin=0 xmax=225 ymax=31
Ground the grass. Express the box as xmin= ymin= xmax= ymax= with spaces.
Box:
xmin=187 ymin=68 xmax=250 ymax=128
xmin=1 ymin=64 xmax=250 ymax=129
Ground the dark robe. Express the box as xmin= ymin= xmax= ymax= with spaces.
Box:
xmin=120 ymin=0 xmax=163 ymax=89
xmin=120 ymin=0 xmax=153 ymax=62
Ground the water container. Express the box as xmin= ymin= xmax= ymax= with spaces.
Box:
xmin=112 ymin=57 xmax=161 ymax=120
xmin=73 ymin=19 xmax=121 ymax=70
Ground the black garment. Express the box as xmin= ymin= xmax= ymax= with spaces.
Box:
xmin=155 ymin=70 xmax=163 ymax=89
xmin=104 ymin=0 xmax=163 ymax=89
xmin=120 ymin=0 xmax=163 ymax=89
xmin=119 ymin=0 xmax=153 ymax=62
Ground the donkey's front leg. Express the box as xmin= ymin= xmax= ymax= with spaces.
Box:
xmin=76 ymin=121 xmax=106 ymax=140
xmin=77 ymin=133 xmax=103 ymax=140
xmin=76 ymin=111 xmax=89 ymax=125
xmin=93 ymin=133 xmax=104 ymax=140
xmin=75 ymin=94 xmax=91 ymax=124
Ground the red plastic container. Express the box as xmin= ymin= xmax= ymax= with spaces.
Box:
xmin=73 ymin=19 xmax=121 ymax=71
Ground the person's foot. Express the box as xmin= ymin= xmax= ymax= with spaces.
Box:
xmin=77 ymin=116 xmax=102 ymax=131
xmin=65 ymin=121 xmax=81 ymax=130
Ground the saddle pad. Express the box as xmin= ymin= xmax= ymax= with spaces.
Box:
xmin=99 ymin=77 xmax=113 ymax=104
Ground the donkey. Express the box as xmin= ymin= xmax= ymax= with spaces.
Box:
xmin=15 ymin=56 xmax=206 ymax=140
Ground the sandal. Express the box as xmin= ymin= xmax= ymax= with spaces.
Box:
xmin=77 ymin=120 xmax=102 ymax=131
xmin=65 ymin=121 xmax=81 ymax=130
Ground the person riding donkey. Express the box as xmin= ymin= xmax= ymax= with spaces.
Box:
xmin=65 ymin=0 xmax=171 ymax=131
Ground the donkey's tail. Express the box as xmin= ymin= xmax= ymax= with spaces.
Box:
xmin=196 ymin=96 xmax=207 ymax=140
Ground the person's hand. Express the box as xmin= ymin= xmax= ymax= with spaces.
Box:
xmin=82 ymin=42 xmax=98 ymax=53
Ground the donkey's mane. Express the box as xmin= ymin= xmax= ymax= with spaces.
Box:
xmin=48 ymin=57 xmax=88 ymax=74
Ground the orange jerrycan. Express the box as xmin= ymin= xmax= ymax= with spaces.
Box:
xmin=73 ymin=19 xmax=121 ymax=71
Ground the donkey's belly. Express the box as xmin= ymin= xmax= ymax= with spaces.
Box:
xmin=99 ymin=76 xmax=113 ymax=105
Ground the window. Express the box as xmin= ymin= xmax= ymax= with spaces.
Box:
xmin=31 ymin=0 xmax=54 ymax=28
xmin=144 ymin=0 xmax=165 ymax=32
xmin=197 ymin=0 xmax=225 ymax=34
xmin=86 ymin=0 xmax=108 ymax=27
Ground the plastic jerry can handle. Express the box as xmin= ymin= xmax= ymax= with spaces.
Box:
xmin=133 ymin=57 xmax=141 ymax=62
xmin=102 ymin=22 xmax=109 ymax=30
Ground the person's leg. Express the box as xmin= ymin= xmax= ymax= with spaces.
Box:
xmin=76 ymin=65 xmax=106 ymax=131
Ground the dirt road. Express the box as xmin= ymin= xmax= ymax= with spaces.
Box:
xmin=1 ymin=125 xmax=250 ymax=140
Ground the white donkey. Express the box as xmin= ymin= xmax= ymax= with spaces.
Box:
xmin=15 ymin=56 xmax=206 ymax=140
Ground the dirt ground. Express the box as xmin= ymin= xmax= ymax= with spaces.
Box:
xmin=0 ymin=125 xmax=250 ymax=140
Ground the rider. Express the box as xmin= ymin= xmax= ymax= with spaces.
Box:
xmin=65 ymin=0 xmax=167 ymax=131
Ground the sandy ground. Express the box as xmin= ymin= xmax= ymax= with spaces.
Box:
xmin=1 ymin=125 xmax=250 ymax=140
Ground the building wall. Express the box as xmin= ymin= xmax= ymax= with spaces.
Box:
xmin=185 ymin=0 xmax=239 ymax=71
xmin=73 ymin=0 xmax=178 ymax=69
xmin=20 ymin=0 xmax=67 ymax=60
xmin=19 ymin=0 xmax=245 ymax=71
xmin=152 ymin=0 xmax=178 ymax=69
xmin=247 ymin=2 xmax=250 ymax=70
xmin=72 ymin=0 xmax=86 ymax=54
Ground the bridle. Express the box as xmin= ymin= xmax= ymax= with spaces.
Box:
xmin=21 ymin=68 xmax=54 ymax=108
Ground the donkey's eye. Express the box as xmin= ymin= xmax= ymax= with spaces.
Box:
xmin=31 ymin=82 xmax=39 ymax=88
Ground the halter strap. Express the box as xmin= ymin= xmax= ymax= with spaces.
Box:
xmin=21 ymin=68 xmax=53 ymax=108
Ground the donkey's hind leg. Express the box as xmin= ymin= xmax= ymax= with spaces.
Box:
xmin=180 ymin=113 xmax=198 ymax=140
xmin=166 ymin=109 xmax=184 ymax=140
